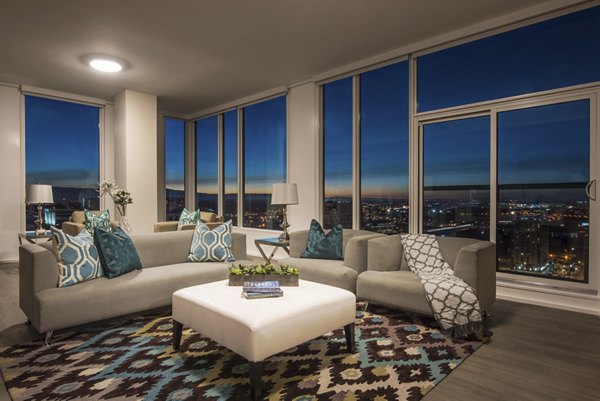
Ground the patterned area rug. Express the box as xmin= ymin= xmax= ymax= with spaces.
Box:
xmin=0 ymin=306 xmax=489 ymax=400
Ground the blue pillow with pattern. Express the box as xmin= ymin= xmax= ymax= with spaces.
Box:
xmin=84 ymin=209 xmax=112 ymax=235
xmin=178 ymin=208 xmax=200 ymax=230
xmin=187 ymin=220 xmax=235 ymax=262
xmin=51 ymin=227 xmax=103 ymax=288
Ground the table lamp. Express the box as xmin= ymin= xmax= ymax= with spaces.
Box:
xmin=271 ymin=183 xmax=299 ymax=241
xmin=26 ymin=184 xmax=54 ymax=234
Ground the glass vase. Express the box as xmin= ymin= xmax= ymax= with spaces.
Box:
xmin=119 ymin=215 xmax=132 ymax=234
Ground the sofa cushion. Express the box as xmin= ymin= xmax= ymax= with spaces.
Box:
xmin=84 ymin=209 xmax=112 ymax=235
xmin=279 ymin=257 xmax=357 ymax=293
xmin=94 ymin=227 xmax=142 ymax=278
xmin=301 ymin=219 xmax=343 ymax=260
xmin=187 ymin=221 xmax=235 ymax=262
xmin=178 ymin=208 xmax=200 ymax=229
xmin=34 ymin=262 xmax=231 ymax=333
xmin=51 ymin=227 xmax=103 ymax=288
xmin=357 ymin=270 xmax=432 ymax=316
xmin=200 ymin=211 xmax=218 ymax=223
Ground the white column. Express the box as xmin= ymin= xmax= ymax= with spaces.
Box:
xmin=0 ymin=85 xmax=22 ymax=261
xmin=114 ymin=90 xmax=158 ymax=233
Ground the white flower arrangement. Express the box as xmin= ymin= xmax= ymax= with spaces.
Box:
xmin=98 ymin=180 xmax=133 ymax=217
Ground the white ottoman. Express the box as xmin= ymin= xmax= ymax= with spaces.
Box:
xmin=172 ymin=279 xmax=356 ymax=400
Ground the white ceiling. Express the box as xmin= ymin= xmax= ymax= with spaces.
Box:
xmin=0 ymin=0 xmax=560 ymax=114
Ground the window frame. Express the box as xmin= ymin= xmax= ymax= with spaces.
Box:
xmin=180 ymin=93 xmax=288 ymax=230
xmin=319 ymin=58 xmax=411 ymax=232
xmin=22 ymin=92 xmax=105 ymax=231
xmin=415 ymin=88 xmax=598 ymax=292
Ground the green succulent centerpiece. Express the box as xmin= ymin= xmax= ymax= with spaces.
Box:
xmin=229 ymin=263 xmax=299 ymax=286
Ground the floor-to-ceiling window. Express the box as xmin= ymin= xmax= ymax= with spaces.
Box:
xmin=195 ymin=115 xmax=219 ymax=212
xmin=497 ymin=100 xmax=590 ymax=282
xmin=165 ymin=117 xmax=185 ymax=221
xmin=415 ymin=5 xmax=599 ymax=284
xmin=360 ymin=62 xmax=409 ymax=233
xmin=223 ymin=109 xmax=238 ymax=225
xmin=242 ymin=96 xmax=287 ymax=229
xmin=322 ymin=61 xmax=410 ymax=233
xmin=323 ymin=77 xmax=353 ymax=229
xmin=25 ymin=95 xmax=100 ymax=230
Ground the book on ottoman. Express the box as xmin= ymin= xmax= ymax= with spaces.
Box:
xmin=242 ymin=281 xmax=284 ymax=299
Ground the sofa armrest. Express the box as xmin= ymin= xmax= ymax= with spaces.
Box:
xmin=154 ymin=221 xmax=179 ymax=232
xmin=231 ymin=232 xmax=247 ymax=261
xmin=454 ymin=241 xmax=496 ymax=310
xmin=289 ymin=230 xmax=309 ymax=258
xmin=367 ymin=234 xmax=404 ymax=272
xmin=62 ymin=221 xmax=84 ymax=236
xmin=344 ymin=233 xmax=385 ymax=274
xmin=19 ymin=244 xmax=58 ymax=321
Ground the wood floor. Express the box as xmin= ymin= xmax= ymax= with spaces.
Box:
xmin=1 ymin=262 xmax=599 ymax=401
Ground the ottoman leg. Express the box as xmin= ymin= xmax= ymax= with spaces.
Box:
xmin=172 ymin=320 xmax=183 ymax=351
xmin=344 ymin=323 xmax=355 ymax=353
xmin=248 ymin=361 xmax=264 ymax=401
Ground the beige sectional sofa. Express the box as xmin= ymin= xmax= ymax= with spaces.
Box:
xmin=19 ymin=230 xmax=248 ymax=339
xmin=357 ymin=234 xmax=496 ymax=315
xmin=278 ymin=229 xmax=385 ymax=293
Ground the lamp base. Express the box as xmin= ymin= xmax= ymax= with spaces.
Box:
xmin=279 ymin=207 xmax=291 ymax=242
xmin=35 ymin=204 xmax=46 ymax=235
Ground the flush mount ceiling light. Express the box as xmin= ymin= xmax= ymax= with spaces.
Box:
xmin=89 ymin=58 xmax=123 ymax=73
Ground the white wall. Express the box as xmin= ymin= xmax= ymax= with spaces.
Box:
xmin=0 ymin=85 xmax=23 ymax=262
xmin=114 ymin=90 xmax=158 ymax=233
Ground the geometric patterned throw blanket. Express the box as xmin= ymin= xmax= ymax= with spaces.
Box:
xmin=400 ymin=234 xmax=483 ymax=338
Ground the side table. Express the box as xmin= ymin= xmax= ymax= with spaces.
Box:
xmin=18 ymin=230 xmax=52 ymax=245
xmin=254 ymin=237 xmax=290 ymax=263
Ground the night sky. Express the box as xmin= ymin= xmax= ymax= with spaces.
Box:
xmin=25 ymin=96 xmax=99 ymax=187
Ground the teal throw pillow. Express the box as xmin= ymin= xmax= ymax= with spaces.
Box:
xmin=84 ymin=209 xmax=112 ymax=236
xmin=94 ymin=227 xmax=142 ymax=278
xmin=51 ymin=227 xmax=103 ymax=287
xmin=187 ymin=220 xmax=235 ymax=262
xmin=301 ymin=219 xmax=343 ymax=260
xmin=178 ymin=208 xmax=200 ymax=229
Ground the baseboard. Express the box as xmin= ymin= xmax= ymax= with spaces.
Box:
xmin=497 ymin=285 xmax=600 ymax=316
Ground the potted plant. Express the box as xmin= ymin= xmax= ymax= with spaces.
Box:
xmin=99 ymin=180 xmax=133 ymax=233
xmin=229 ymin=263 xmax=299 ymax=286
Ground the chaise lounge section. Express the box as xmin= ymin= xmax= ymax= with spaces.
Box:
xmin=357 ymin=234 xmax=496 ymax=315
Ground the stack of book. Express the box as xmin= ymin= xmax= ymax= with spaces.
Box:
xmin=242 ymin=280 xmax=284 ymax=299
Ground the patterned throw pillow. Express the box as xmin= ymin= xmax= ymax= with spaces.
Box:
xmin=187 ymin=220 xmax=235 ymax=262
xmin=84 ymin=209 xmax=112 ymax=235
xmin=94 ymin=227 xmax=142 ymax=278
xmin=178 ymin=208 xmax=200 ymax=230
xmin=301 ymin=219 xmax=343 ymax=260
xmin=51 ymin=227 xmax=103 ymax=288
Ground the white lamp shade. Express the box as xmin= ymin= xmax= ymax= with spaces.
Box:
xmin=26 ymin=184 xmax=54 ymax=204
xmin=271 ymin=183 xmax=298 ymax=205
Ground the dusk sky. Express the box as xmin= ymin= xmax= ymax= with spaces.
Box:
xmin=26 ymin=95 xmax=99 ymax=188
xmin=165 ymin=117 xmax=185 ymax=191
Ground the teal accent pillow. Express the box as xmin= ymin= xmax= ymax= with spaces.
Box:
xmin=51 ymin=227 xmax=103 ymax=287
xmin=187 ymin=220 xmax=235 ymax=262
xmin=301 ymin=219 xmax=343 ymax=260
xmin=94 ymin=227 xmax=142 ymax=278
xmin=84 ymin=209 xmax=112 ymax=236
xmin=178 ymin=208 xmax=200 ymax=229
